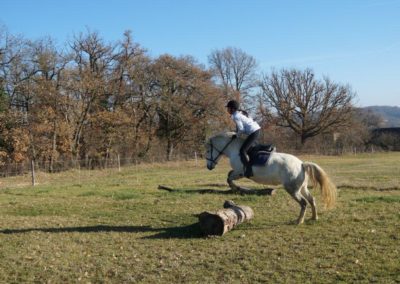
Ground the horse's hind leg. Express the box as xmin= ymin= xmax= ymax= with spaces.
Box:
xmin=289 ymin=190 xmax=308 ymax=225
xmin=301 ymin=185 xmax=318 ymax=221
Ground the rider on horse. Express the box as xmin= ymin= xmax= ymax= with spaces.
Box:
xmin=226 ymin=100 xmax=261 ymax=178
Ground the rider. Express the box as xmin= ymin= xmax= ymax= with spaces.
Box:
xmin=226 ymin=100 xmax=261 ymax=178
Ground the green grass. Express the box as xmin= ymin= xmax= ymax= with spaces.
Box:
xmin=355 ymin=196 xmax=400 ymax=203
xmin=0 ymin=153 xmax=400 ymax=283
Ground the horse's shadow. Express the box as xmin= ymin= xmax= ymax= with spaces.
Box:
xmin=0 ymin=223 xmax=204 ymax=239
xmin=158 ymin=184 xmax=275 ymax=196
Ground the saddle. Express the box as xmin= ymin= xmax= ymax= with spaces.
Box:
xmin=247 ymin=144 xmax=276 ymax=166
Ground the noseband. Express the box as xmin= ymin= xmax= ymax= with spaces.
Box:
xmin=206 ymin=137 xmax=235 ymax=167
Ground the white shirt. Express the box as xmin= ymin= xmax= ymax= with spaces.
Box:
xmin=231 ymin=111 xmax=260 ymax=136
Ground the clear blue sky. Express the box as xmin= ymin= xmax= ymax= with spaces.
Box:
xmin=1 ymin=0 xmax=399 ymax=107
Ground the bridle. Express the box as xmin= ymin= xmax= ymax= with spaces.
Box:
xmin=206 ymin=137 xmax=235 ymax=167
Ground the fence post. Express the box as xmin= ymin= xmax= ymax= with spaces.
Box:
xmin=117 ymin=154 xmax=121 ymax=172
xmin=30 ymin=159 xmax=36 ymax=186
xmin=78 ymin=161 xmax=81 ymax=185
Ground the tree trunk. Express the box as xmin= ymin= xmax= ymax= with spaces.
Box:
xmin=198 ymin=200 xmax=254 ymax=236
xmin=50 ymin=120 xmax=57 ymax=173
xmin=166 ymin=139 xmax=173 ymax=161
xmin=30 ymin=159 xmax=36 ymax=186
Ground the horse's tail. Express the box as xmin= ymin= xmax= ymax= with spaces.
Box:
xmin=303 ymin=162 xmax=337 ymax=209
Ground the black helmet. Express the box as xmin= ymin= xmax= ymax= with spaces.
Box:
xmin=226 ymin=100 xmax=239 ymax=110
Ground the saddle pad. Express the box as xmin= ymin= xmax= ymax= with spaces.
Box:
xmin=250 ymin=151 xmax=272 ymax=166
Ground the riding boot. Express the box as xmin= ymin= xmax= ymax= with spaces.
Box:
xmin=240 ymin=152 xmax=253 ymax=178
xmin=244 ymin=164 xmax=253 ymax=178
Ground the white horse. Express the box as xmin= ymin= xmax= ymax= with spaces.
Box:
xmin=205 ymin=132 xmax=337 ymax=224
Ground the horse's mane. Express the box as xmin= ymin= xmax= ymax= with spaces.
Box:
xmin=208 ymin=131 xmax=238 ymax=141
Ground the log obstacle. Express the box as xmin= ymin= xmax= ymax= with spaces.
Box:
xmin=198 ymin=200 xmax=254 ymax=236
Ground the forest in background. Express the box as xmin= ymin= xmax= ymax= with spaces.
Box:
xmin=0 ymin=26 xmax=390 ymax=174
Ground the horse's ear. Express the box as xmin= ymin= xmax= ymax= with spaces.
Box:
xmin=226 ymin=131 xmax=237 ymax=139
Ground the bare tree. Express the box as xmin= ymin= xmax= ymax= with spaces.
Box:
xmin=109 ymin=30 xmax=155 ymax=159
xmin=0 ymin=29 xmax=44 ymax=165
xmin=29 ymin=37 xmax=71 ymax=170
xmin=259 ymin=68 xmax=355 ymax=145
xmin=0 ymin=29 xmax=34 ymax=112
xmin=111 ymin=30 xmax=147 ymax=108
xmin=67 ymin=30 xmax=116 ymax=158
xmin=152 ymin=55 xmax=221 ymax=160
xmin=0 ymin=25 xmax=12 ymax=112
xmin=208 ymin=47 xmax=258 ymax=107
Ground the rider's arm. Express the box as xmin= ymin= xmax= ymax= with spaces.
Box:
xmin=232 ymin=113 xmax=245 ymax=137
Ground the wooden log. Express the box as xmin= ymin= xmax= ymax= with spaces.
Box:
xmin=198 ymin=200 xmax=254 ymax=236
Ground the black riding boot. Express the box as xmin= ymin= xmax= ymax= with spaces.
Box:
xmin=240 ymin=153 xmax=253 ymax=178
xmin=244 ymin=164 xmax=253 ymax=178
xmin=239 ymin=130 xmax=260 ymax=178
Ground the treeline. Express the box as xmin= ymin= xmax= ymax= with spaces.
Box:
xmin=0 ymin=27 xmax=384 ymax=172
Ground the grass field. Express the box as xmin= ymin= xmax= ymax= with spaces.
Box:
xmin=0 ymin=152 xmax=399 ymax=283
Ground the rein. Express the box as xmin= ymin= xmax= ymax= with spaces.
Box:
xmin=206 ymin=137 xmax=235 ymax=166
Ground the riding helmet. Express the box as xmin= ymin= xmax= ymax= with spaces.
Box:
xmin=226 ymin=100 xmax=239 ymax=110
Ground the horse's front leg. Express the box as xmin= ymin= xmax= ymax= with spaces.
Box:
xmin=227 ymin=170 xmax=244 ymax=192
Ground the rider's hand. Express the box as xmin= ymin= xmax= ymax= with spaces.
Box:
xmin=232 ymin=134 xmax=237 ymax=139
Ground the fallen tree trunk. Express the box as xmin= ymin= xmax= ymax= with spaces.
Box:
xmin=198 ymin=200 xmax=254 ymax=236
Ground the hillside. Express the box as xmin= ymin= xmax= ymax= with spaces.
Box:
xmin=363 ymin=106 xmax=400 ymax=127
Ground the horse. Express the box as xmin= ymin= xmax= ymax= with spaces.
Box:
xmin=205 ymin=132 xmax=337 ymax=224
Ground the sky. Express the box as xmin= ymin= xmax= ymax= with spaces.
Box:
xmin=1 ymin=0 xmax=399 ymax=107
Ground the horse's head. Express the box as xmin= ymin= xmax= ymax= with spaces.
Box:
xmin=205 ymin=138 xmax=218 ymax=170
xmin=205 ymin=132 xmax=236 ymax=170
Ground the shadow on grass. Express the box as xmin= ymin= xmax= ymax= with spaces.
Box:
xmin=0 ymin=223 xmax=204 ymax=239
xmin=158 ymin=185 xmax=275 ymax=196
xmin=142 ymin=223 xmax=203 ymax=239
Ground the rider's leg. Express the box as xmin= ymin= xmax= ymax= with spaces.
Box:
xmin=239 ymin=130 xmax=260 ymax=177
